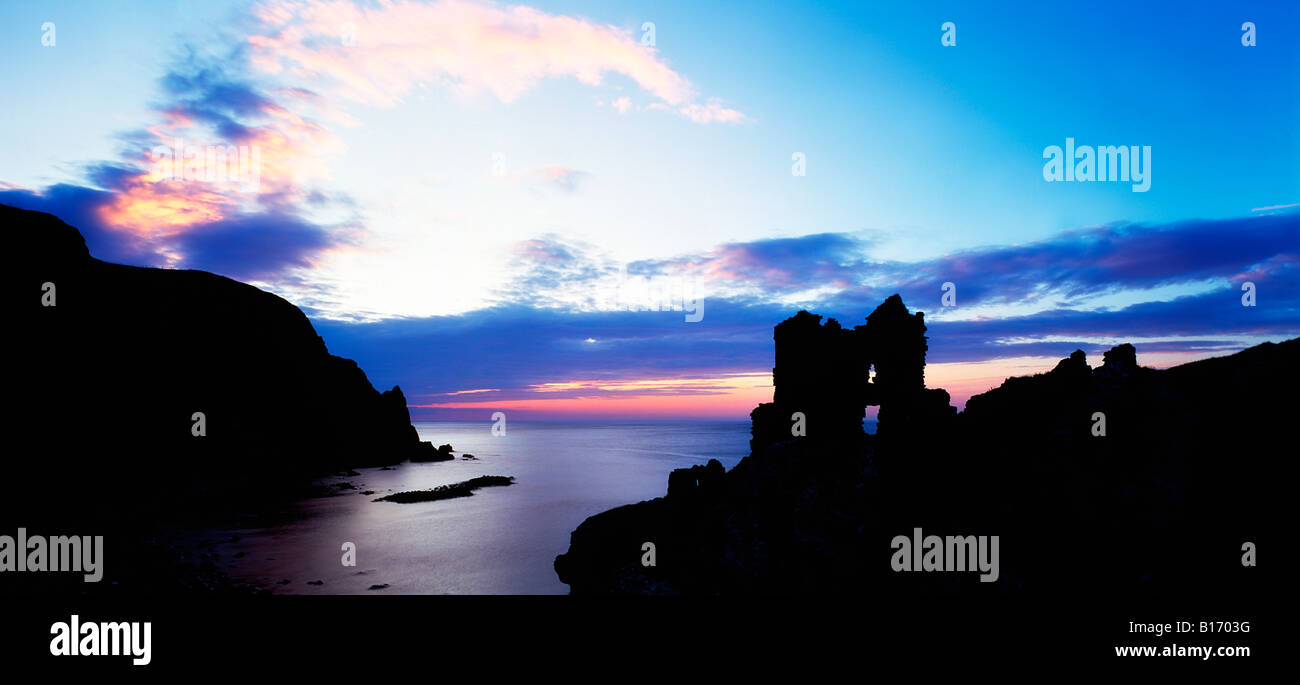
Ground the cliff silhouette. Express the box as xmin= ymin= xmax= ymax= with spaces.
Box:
xmin=1 ymin=204 xmax=446 ymax=530
xmin=555 ymin=295 xmax=1288 ymax=597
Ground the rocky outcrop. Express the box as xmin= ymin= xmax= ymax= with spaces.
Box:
xmin=416 ymin=441 xmax=462 ymax=462
xmin=749 ymin=295 xmax=955 ymax=455
xmin=557 ymin=295 xmax=1291 ymax=598
xmin=373 ymin=475 xmax=515 ymax=503
xmin=1 ymin=204 xmax=438 ymax=523
xmin=412 ymin=443 xmax=456 ymax=462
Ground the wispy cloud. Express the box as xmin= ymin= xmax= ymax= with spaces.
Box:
xmin=248 ymin=0 xmax=746 ymax=123
xmin=627 ymin=213 xmax=1300 ymax=317
xmin=502 ymin=165 xmax=590 ymax=194
xmin=1 ymin=47 xmax=353 ymax=280
xmin=315 ymin=212 xmax=1298 ymax=417
xmin=0 ymin=0 xmax=745 ymax=288
xmin=677 ymin=98 xmax=749 ymax=124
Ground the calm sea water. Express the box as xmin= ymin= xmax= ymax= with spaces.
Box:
xmin=211 ymin=421 xmax=750 ymax=594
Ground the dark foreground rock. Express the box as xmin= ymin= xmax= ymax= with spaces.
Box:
xmin=412 ymin=443 xmax=456 ymax=462
xmin=374 ymin=476 xmax=515 ymax=503
xmin=556 ymin=297 xmax=1292 ymax=598
xmin=1 ymin=204 xmax=440 ymax=529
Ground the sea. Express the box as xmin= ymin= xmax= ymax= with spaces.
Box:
xmin=210 ymin=421 xmax=751 ymax=594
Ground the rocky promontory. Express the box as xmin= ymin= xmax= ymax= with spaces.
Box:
xmin=556 ymin=296 xmax=1290 ymax=598
xmin=2 ymin=204 xmax=441 ymax=523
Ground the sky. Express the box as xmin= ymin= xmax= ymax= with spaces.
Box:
xmin=1 ymin=0 xmax=1297 ymax=420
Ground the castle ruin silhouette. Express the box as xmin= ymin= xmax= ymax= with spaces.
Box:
xmin=750 ymin=294 xmax=955 ymax=450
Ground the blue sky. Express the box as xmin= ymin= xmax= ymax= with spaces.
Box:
xmin=2 ymin=0 xmax=1297 ymax=418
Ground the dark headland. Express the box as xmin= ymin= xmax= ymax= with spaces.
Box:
xmin=555 ymin=295 xmax=1292 ymax=598
xmin=1 ymin=204 xmax=454 ymax=593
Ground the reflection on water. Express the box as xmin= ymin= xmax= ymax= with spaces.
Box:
xmin=210 ymin=421 xmax=749 ymax=594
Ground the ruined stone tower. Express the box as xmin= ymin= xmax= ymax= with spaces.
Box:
xmin=750 ymin=294 xmax=951 ymax=452
xmin=857 ymin=294 xmax=930 ymax=435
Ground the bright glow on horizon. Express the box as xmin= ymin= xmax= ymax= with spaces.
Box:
xmin=417 ymin=372 xmax=773 ymax=419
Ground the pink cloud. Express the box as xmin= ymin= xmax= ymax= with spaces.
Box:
xmin=249 ymin=0 xmax=744 ymax=122
xmin=679 ymin=98 xmax=748 ymax=124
